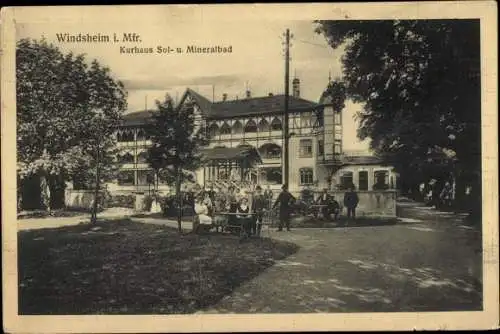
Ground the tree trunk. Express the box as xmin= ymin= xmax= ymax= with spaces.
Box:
xmin=176 ymin=167 xmax=183 ymax=233
xmin=40 ymin=173 xmax=51 ymax=214
xmin=91 ymin=144 xmax=100 ymax=224
xmin=48 ymin=174 xmax=66 ymax=210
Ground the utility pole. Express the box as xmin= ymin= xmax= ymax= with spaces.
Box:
xmin=283 ymin=28 xmax=291 ymax=186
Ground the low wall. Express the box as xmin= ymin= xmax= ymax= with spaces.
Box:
xmin=64 ymin=190 xmax=103 ymax=210
xmin=332 ymin=190 xmax=397 ymax=217
xmin=290 ymin=190 xmax=397 ymax=218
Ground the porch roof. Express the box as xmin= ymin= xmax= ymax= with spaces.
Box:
xmin=201 ymin=146 xmax=262 ymax=164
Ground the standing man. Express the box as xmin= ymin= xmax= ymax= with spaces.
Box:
xmin=264 ymin=185 xmax=274 ymax=209
xmin=252 ymin=185 xmax=267 ymax=236
xmin=272 ymin=184 xmax=296 ymax=231
xmin=206 ymin=184 xmax=216 ymax=203
xmin=343 ymin=185 xmax=359 ymax=221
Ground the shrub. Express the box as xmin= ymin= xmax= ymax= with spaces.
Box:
xmin=108 ymin=194 xmax=135 ymax=209
xmin=142 ymin=195 xmax=154 ymax=212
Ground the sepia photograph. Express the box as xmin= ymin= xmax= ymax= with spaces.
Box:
xmin=2 ymin=3 xmax=498 ymax=333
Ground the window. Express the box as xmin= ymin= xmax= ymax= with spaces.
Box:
xmin=136 ymin=129 xmax=147 ymax=141
xmin=209 ymin=123 xmax=219 ymax=137
xmin=220 ymin=122 xmax=231 ymax=135
xmin=373 ymin=170 xmax=389 ymax=190
xmin=334 ymin=140 xmax=342 ymax=155
xmin=117 ymin=171 xmax=135 ymax=186
xmin=314 ymin=110 xmax=324 ymax=127
xmin=137 ymin=170 xmax=155 ymax=186
xmin=300 ymin=112 xmax=312 ymax=128
xmin=118 ymin=152 xmax=134 ymax=164
xmin=270 ymin=117 xmax=282 ymax=131
xmin=299 ymin=168 xmax=314 ymax=185
xmin=258 ymin=119 xmax=270 ymax=132
xmin=232 ymin=121 xmax=243 ymax=134
xmin=118 ymin=130 xmax=134 ymax=142
xmin=340 ymin=171 xmax=353 ymax=190
xmin=259 ymin=143 xmax=281 ymax=159
xmin=262 ymin=167 xmax=282 ymax=184
xmin=137 ymin=151 xmax=148 ymax=163
xmin=358 ymin=171 xmax=368 ymax=191
xmin=299 ymin=139 xmax=313 ymax=158
xmin=334 ymin=112 xmax=341 ymax=125
xmin=244 ymin=120 xmax=258 ymax=133
xmin=317 ymin=140 xmax=324 ymax=156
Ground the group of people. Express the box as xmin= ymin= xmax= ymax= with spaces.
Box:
xmin=192 ymin=184 xmax=275 ymax=236
xmin=419 ymin=180 xmax=456 ymax=209
xmin=312 ymin=186 xmax=360 ymax=221
xmin=192 ymin=183 xmax=362 ymax=235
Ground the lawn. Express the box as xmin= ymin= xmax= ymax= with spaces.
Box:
xmin=18 ymin=219 xmax=299 ymax=314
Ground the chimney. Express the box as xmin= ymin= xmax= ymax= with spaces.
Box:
xmin=222 ymin=93 xmax=228 ymax=102
xmin=292 ymin=77 xmax=300 ymax=98
xmin=245 ymin=90 xmax=251 ymax=99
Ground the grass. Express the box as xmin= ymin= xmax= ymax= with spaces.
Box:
xmin=17 ymin=209 xmax=89 ymax=219
xmin=18 ymin=219 xmax=299 ymax=315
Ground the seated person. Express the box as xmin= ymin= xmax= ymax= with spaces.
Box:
xmin=315 ymin=188 xmax=332 ymax=220
xmin=202 ymin=191 xmax=214 ymax=216
xmin=193 ymin=195 xmax=212 ymax=233
xmin=212 ymin=195 xmax=228 ymax=232
xmin=329 ymin=196 xmax=341 ymax=221
xmin=236 ymin=197 xmax=253 ymax=236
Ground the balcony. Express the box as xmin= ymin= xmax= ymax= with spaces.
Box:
xmin=318 ymin=153 xmax=343 ymax=166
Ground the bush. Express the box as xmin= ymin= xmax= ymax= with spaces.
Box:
xmin=142 ymin=195 xmax=154 ymax=212
xmin=108 ymin=194 xmax=135 ymax=209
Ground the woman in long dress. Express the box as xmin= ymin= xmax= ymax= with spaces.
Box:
xmin=194 ymin=195 xmax=212 ymax=232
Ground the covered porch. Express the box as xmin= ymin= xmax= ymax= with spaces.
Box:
xmin=201 ymin=146 xmax=262 ymax=190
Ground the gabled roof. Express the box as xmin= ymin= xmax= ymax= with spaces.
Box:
xmin=120 ymin=109 xmax=156 ymax=127
xmin=119 ymin=89 xmax=320 ymax=127
xmin=208 ymin=94 xmax=319 ymax=119
xmin=178 ymin=88 xmax=213 ymax=115
xmin=201 ymin=146 xmax=262 ymax=164
xmin=318 ymin=92 xmax=333 ymax=106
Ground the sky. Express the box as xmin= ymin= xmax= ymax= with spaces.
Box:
xmin=15 ymin=9 xmax=369 ymax=152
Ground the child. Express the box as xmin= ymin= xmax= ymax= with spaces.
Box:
xmin=237 ymin=197 xmax=252 ymax=237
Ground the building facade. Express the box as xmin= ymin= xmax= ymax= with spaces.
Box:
xmin=108 ymin=79 xmax=398 ymax=196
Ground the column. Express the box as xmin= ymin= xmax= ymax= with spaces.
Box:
xmin=352 ymin=167 xmax=359 ymax=190
xmin=368 ymin=167 xmax=374 ymax=191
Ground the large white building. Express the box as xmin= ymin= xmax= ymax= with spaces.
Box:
xmin=108 ymin=78 xmax=398 ymax=197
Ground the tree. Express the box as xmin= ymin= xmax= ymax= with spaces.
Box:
xmin=147 ymin=95 xmax=208 ymax=232
xmin=315 ymin=20 xmax=481 ymax=207
xmin=16 ymin=39 xmax=127 ymax=214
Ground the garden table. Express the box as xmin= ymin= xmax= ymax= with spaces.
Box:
xmin=215 ymin=212 xmax=259 ymax=238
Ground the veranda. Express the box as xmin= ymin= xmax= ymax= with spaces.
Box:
xmin=202 ymin=146 xmax=263 ymax=199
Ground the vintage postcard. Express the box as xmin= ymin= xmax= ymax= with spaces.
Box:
xmin=1 ymin=2 xmax=498 ymax=333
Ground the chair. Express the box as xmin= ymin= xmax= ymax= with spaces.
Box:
xmin=259 ymin=210 xmax=276 ymax=237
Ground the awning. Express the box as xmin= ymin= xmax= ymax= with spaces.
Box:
xmin=201 ymin=146 xmax=262 ymax=164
